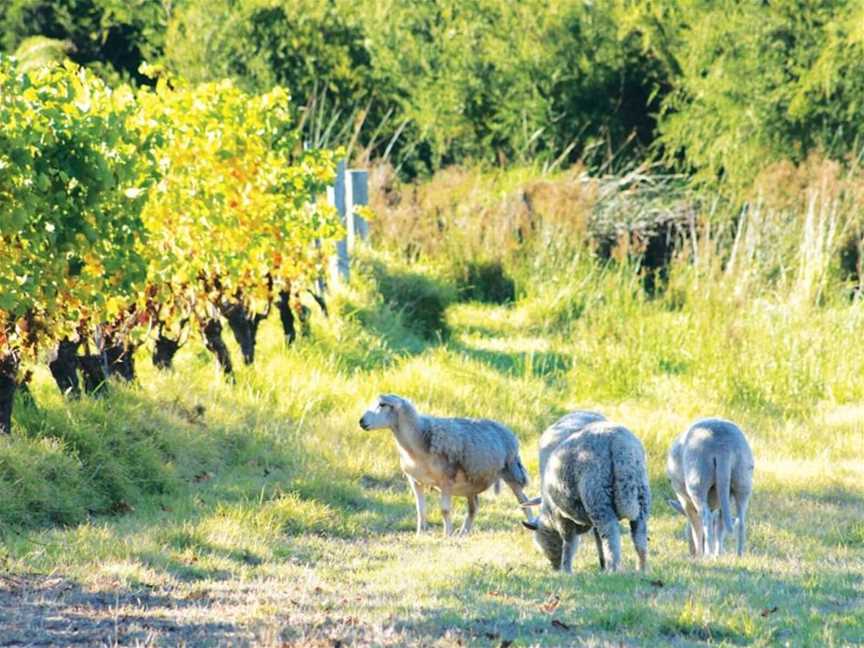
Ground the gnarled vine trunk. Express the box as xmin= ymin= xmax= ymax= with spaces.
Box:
xmin=223 ymin=302 xmax=266 ymax=365
xmin=79 ymin=353 xmax=108 ymax=395
xmin=48 ymin=338 xmax=81 ymax=398
xmin=0 ymin=352 xmax=19 ymax=435
xmin=153 ymin=335 xmax=181 ymax=370
xmin=202 ymin=318 xmax=234 ymax=377
xmin=277 ymin=290 xmax=297 ymax=344
xmin=104 ymin=337 xmax=136 ymax=381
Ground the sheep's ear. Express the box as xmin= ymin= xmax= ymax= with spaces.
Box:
xmin=379 ymin=394 xmax=402 ymax=409
xmin=522 ymin=520 xmax=539 ymax=531
xmin=667 ymin=498 xmax=686 ymax=516
xmin=520 ymin=496 xmax=542 ymax=508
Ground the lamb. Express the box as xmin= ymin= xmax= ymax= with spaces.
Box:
xmin=358 ymin=394 xmax=532 ymax=536
xmin=522 ymin=415 xmax=651 ymax=573
xmin=666 ymin=417 xmax=754 ymax=557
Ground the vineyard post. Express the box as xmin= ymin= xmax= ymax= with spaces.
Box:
xmin=346 ymin=169 xmax=369 ymax=250
xmin=327 ymin=160 xmax=349 ymax=284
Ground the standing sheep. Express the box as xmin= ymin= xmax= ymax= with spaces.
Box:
xmin=358 ymin=394 xmax=532 ymax=536
xmin=522 ymin=416 xmax=651 ymax=573
xmin=666 ymin=417 xmax=754 ymax=557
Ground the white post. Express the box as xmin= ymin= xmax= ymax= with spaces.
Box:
xmin=328 ymin=160 xmax=349 ymax=284
xmin=346 ymin=169 xmax=369 ymax=251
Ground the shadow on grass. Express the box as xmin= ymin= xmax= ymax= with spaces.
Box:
xmin=375 ymin=555 xmax=851 ymax=646
xmin=0 ymin=574 xmax=243 ymax=645
xmin=450 ymin=340 xmax=572 ymax=382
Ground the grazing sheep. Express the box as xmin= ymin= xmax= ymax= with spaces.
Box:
xmin=522 ymin=417 xmax=651 ymax=573
xmin=538 ymin=410 xmax=606 ymax=490
xmin=358 ymin=394 xmax=532 ymax=536
xmin=666 ymin=417 xmax=754 ymax=557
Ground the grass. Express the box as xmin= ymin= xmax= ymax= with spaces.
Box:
xmin=1 ymin=248 xmax=863 ymax=646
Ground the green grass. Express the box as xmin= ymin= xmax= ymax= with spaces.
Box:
xmin=1 ymin=255 xmax=863 ymax=646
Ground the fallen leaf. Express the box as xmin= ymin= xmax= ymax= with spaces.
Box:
xmin=551 ymin=619 xmax=571 ymax=631
xmin=540 ymin=593 xmax=560 ymax=614
xmin=487 ymin=590 xmax=502 ymax=598
xmin=761 ymin=606 xmax=779 ymax=617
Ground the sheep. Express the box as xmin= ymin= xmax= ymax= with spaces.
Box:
xmin=666 ymin=417 xmax=754 ymax=558
xmin=522 ymin=416 xmax=651 ymax=573
xmin=358 ymin=394 xmax=532 ymax=536
xmin=538 ymin=410 xmax=606 ymax=490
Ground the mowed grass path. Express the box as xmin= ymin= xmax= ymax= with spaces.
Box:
xmin=1 ymin=294 xmax=863 ymax=646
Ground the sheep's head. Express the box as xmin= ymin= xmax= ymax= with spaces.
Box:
xmin=359 ymin=394 xmax=407 ymax=430
xmin=522 ymin=515 xmax=564 ymax=570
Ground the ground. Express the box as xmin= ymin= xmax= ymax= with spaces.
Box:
xmin=1 ymin=294 xmax=863 ymax=647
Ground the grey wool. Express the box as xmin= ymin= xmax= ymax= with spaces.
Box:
xmin=666 ymin=417 xmax=754 ymax=557
xmin=359 ymin=394 xmax=532 ymax=536
xmin=538 ymin=410 xmax=606 ymax=490
xmin=523 ymin=415 xmax=651 ymax=573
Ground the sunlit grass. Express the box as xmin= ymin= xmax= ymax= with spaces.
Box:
xmin=1 ymin=254 xmax=863 ymax=645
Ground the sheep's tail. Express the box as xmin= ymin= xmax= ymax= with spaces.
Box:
xmin=504 ymin=454 xmax=529 ymax=488
xmin=611 ymin=435 xmax=643 ymax=521
xmin=714 ymin=454 xmax=735 ymax=533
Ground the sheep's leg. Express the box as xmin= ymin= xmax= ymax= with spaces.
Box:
xmin=700 ymin=507 xmax=715 ymax=558
xmin=504 ymin=480 xmax=533 ymax=521
xmin=407 ymin=477 xmax=427 ymax=534
xmin=457 ymin=495 xmax=479 ymax=536
xmin=559 ymin=521 xmax=581 ymax=574
xmin=713 ymin=510 xmax=725 ymax=556
xmin=629 ymin=517 xmax=649 ymax=572
xmin=592 ymin=528 xmax=606 ymax=571
xmin=685 ymin=520 xmax=696 ymax=556
xmin=595 ymin=520 xmax=622 ymax=572
xmin=683 ymin=500 xmax=704 ymax=558
xmin=675 ymin=494 xmax=697 ymax=555
xmin=734 ymin=493 xmax=749 ymax=557
xmin=440 ymin=490 xmax=454 ymax=537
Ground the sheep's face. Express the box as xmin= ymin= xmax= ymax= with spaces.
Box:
xmin=522 ymin=517 xmax=563 ymax=569
xmin=359 ymin=395 xmax=401 ymax=430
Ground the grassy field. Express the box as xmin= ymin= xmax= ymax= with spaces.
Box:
xmin=1 ymin=250 xmax=863 ymax=647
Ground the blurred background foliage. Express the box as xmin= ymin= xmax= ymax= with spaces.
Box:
xmin=2 ymin=0 xmax=864 ymax=196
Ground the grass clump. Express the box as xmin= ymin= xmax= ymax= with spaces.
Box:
xmin=355 ymin=252 xmax=455 ymax=341
xmin=452 ymin=260 xmax=516 ymax=304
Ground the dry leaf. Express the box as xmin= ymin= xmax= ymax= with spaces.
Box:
xmin=540 ymin=593 xmax=560 ymax=614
